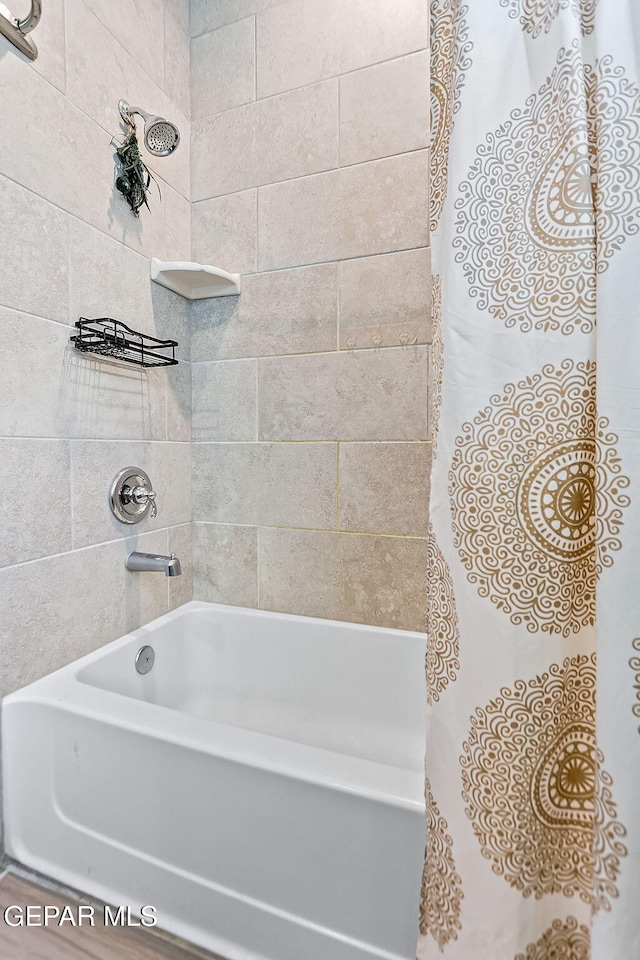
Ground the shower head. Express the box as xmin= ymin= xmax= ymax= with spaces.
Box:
xmin=118 ymin=100 xmax=181 ymax=157
xmin=143 ymin=115 xmax=181 ymax=156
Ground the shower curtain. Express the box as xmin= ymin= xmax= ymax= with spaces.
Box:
xmin=419 ymin=1 xmax=640 ymax=957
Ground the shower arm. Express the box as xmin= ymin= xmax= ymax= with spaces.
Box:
xmin=18 ymin=0 xmax=41 ymax=33
xmin=0 ymin=0 xmax=42 ymax=59
xmin=118 ymin=100 xmax=149 ymax=129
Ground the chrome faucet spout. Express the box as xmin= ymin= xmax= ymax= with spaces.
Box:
xmin=126 ymin=552 xmax=182 ymax=577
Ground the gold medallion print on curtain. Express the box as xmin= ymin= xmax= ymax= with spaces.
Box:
xmin=629 ymin=638 xmax=640 ymax=732
xmin=419 ymin=779 xmax=463 ymax=950
xmin=499 ymin=0 xmax=599 ymax=38
xmin=430 ymin=0 xmax=472 ymax=234
xmin=426 ymin=524 xmax=459 ymax=704
xmin=449 ymin=359 xmax=630 ymax=636
xmin=460 ymin=655 xmax=627 ymax=908
xmin=429 ymin=275 xmax=443 ymax=460
xmin=453 ymin=42 xmax=640 ymax=335
xmin=420 ymin=0 xmax=640 ymax=956
xmin=514 ymin=917 xmax=591 ymax=960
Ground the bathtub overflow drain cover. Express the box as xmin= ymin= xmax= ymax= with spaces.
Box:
xmin=135 ymin=645 xmax=155 ymax=675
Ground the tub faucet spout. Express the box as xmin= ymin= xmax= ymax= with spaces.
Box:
xmin=126 ymin=552 xmax=182 ymax=577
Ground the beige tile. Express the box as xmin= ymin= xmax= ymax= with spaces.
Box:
xmin=166 ymin=362 xmax=192 ymax=441
xmin=191 ymin=0 xmax=281 ymax=35
xmin=0 ymin=49 xmax=116 ymax=235
xmin=166 ymin=0 xmax=190 ymax=34
xmin=70 ymin=441 xmax=191 ymax=548
xmin=259 ymin=528 xmax=427 ymax=631
xmin=0 ymin=541 xmax=126 ymax=698
xmin=191 ymin=17 xmax=255 ymax=119
xmin=0 ymin=440 xmax=71 ymax=567
xmin=165 ymin=11 xmax=191 ymax=118
xmin=338 ymin=248 xmax=431 ymax=349
xmin=256 ymin=0 xmax=429 ymax=98
xmin=3 ymin=39 xmax=169 ymax=262
xmin=339 ymin=52 xmax=429 ymax=166
xmin=259 ymin=347 xmax=429 ymax=441
xmin=0 ymin=308 xmax=170 ymax=442
xmin=0 ymin=175 xmax=69 ymax=323
xmin=192 ymin=359 xmax=257 ymax=440
xmin=122 ymin=528 xmax=170 ymax=633
xmin=339 ymin=442 xmax=430 ymax=536
xmin=168 ymin=523 xmax=193 ymax=609
xmin=85 ymin=0 xmax=166 ymax=87
xmin=149 ymin=287 xmax=192 ymax=360
xmin=59 ymin=347 xmax=167 ymax=441
xmin=30 ymin=0 xmax=66 ymax=93
xmin=193 ymin=443 xmax=337 ymax=527
xmin=192 ymin=192 xmax=257 ymax=275
xmin=65 ymin=0 xmax=190 ymax=202
xmin=163 ymin=184 xmax=192 ymax=261
xmin=21 ymin=327 xmax=164 ymax=449
xmin=193 ymin=81 xmax=338 ymax=200
xmin=106 ymin=175 xmax=169 ymax=264
xmin=69 ymin=220 xmax=152 ymax=328
xmin=69 ymin=219 xmax=190 ymax=351
xmin=190 ymin=263 xmax=338 ymax=361
xmin=193 ymin=523 xmax=258 ymax=606
xmin=258 ymin=151 xmax=429 ymax=270
xmin=0 ymin=310 xmax=74 ymax=438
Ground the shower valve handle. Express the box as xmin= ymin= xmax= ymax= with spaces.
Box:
xmin=130 ymin=485 xmax=157 ymax=518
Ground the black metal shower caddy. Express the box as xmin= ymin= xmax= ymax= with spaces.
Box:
xmin=70 ymin=318 xmax=178 ymax=368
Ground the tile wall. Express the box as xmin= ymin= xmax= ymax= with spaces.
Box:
xmin=0 ymin=0 xmax=431 ymax=704
xmin=190 ymin=0 xmax=431 ymax=631
xmin=0 ymin=0 xmax=192 ymax=697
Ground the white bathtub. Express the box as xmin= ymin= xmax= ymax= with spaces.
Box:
xmin=2 ymin=602 xmax=426 ymax=960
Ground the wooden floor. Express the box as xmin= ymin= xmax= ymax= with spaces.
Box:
xmin=0 ymin=871 xmax=226 ymax=960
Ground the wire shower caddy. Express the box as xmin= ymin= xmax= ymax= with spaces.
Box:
xmin=70 ymin=318 xmax=179 ymax=368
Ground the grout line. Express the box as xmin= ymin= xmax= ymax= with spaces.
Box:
xmin=192 ymin=440 xmax=431 ymax=445
xmin=161 ymin=2 xmax=167 ymax=91
xmin=190 ymin=0 xmax=289 ymax=39
xmin=336 ymin=263 xmax=341 ymax=350
xmin=337 ymin=74 xmax=341 ymax=168
xmin=166 ymin=527 xmax=171 ymax=611
xmin=68 ymin=440 xmax=76 ymax=550
xmin=255 ymin=185 xmax=260 ymax=273
xmin=0 ymin=523 xmax=193 ymax=573
xmin=192 ymin=521 xmax=427 ymax=541
xmin=61 ymin=0 xmax=68 ymax=94
xmin=3 ymin=437 xmax=192 ymax=443
xmin=254 ymin=49 xmax=430 ymax=103
xmin=255 ymin=360 xmax=260 ymax=440
xmin=256 ymin=525 xmax=260 ymax=607
xmin=191 ymin=341 xmax=429 ymax=363
xmin=185 ymin=238 xmax=430 ymax=277
xmin=254 ymin=15 xmax=258 ymax=101
xmin=194 ymin=147 xmax=427 ymax=204
xmin=336 ymin=442 xmax=340 ymax=530
xmin=338 ymin=145 xmax=429 ymax=173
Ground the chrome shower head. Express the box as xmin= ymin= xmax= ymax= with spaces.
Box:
xmin=141 ymin=114 xmax=181 ymax=157
xmin=118 ymin=100 xmax=181 ymax=157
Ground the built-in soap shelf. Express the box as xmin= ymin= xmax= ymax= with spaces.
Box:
xmin=150 ymin=258 xmax=241 ymax=300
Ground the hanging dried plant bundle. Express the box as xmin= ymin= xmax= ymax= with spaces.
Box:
xmin=114 ymin=129 xmax=160 ymax=217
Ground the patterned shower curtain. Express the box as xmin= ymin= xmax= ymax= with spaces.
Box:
xmin=419 ymin=1 xmax=640 ymax=957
